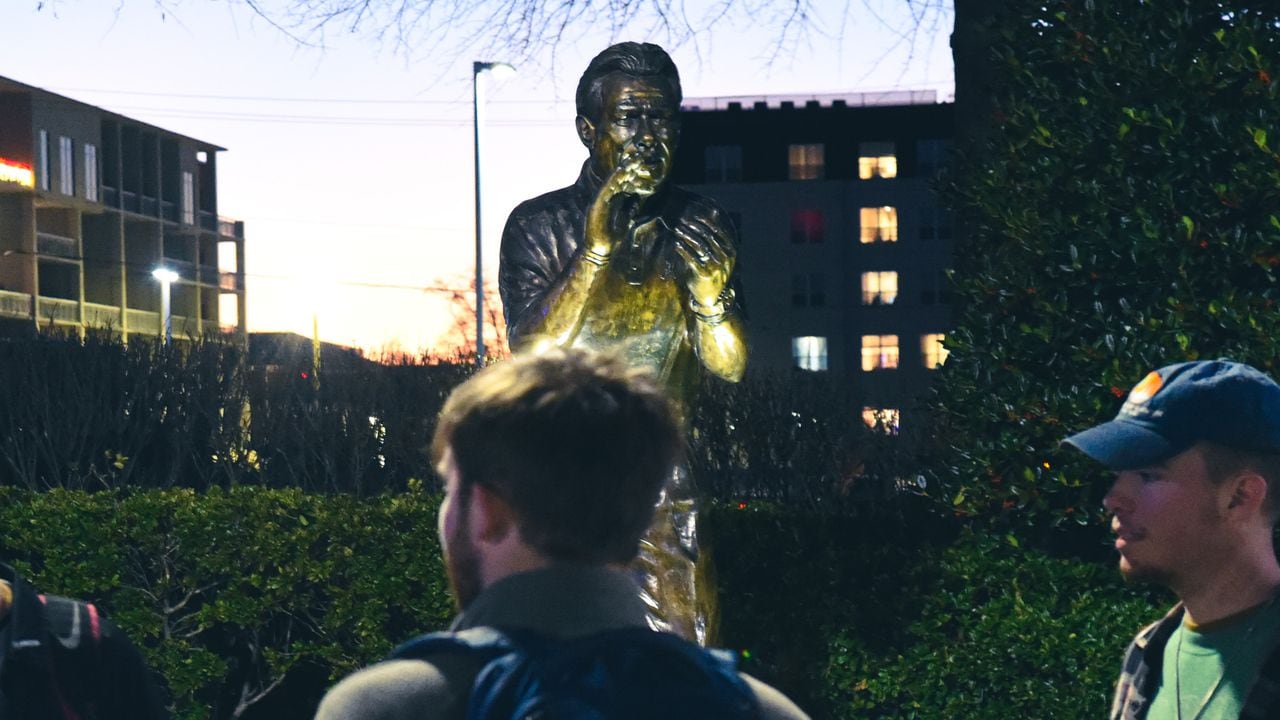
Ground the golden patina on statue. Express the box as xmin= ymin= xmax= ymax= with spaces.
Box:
xmin=498 ymin=42 xmax=746 ymax=644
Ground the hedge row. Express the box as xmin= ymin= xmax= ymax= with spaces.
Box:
xmin=0 ymin=334 xmax=872 ymax=506
xmin=2 ymin=488 xmax=1162 ymax=720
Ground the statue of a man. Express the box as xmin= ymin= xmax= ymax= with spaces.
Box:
xmin=498 ymin=42 xmax=747 ymax=643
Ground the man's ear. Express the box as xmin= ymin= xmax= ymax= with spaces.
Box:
xmin=468 ymin=484 xmax=517 ymax=544
xmin=575 ymin=115 xmax=595 ymax=148
xmin=1225 ymin=471 xmax=1269 ymax=520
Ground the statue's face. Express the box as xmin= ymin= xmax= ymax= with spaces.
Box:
xmin=584 ymin=73 xmax=680 ymax=195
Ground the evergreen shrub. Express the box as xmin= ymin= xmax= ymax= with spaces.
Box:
xmin=932 ymin=0 xmax=1280 ymax=538
xmin=822 ymin=535 xmax=1161 ymax=720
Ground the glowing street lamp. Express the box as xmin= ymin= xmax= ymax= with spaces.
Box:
xmin=152 ymin=267 xmax=179 ymax=344
xmin=473 ymin=60 xmax=516 ymax=367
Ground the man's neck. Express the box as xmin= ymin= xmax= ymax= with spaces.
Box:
xmin=1178 ymin=547 xmax=1280 ymax=626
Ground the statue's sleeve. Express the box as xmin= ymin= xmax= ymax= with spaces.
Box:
xmin=498 ymin=205 xmax=563 ymax=347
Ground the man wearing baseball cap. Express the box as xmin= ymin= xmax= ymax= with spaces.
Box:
xmin=1064 ymin=359 xmax=1280 ymax=720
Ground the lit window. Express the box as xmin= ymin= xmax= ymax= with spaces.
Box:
xmin=84 ymin=144 xmax=98 ymax=202
xmin=182 ymin=172 xmax=195 ymax=225
xmin=791 ymin=209 xmax=824 ymax=243
xmin=860 ymin=206 xmax=899 ymax=243
xmin=922 ymin=333 xmax=949 ymax=369
xmin=862 ymin=407 xmax=901 ymax=434
xmin=861 ymin=271 xmax=898 ymax=305
xmin=705 ymin=145 xmax=743 ymax=182
xmin=37 ymin=130 xmax=50 ymax=191
xmin=792 ymin=336 xmax=828 ymax=371
xmin=792 ymin=274 xmax=825 ymax=307
xmin=789 ymin=143 xmax=824 ymax=180
xmin=861 ymin=335 xmax=899 ymax=371
xmin=858 ymin=141 xmax=897 ymax=180
xmin=58 ymin=136 xmax=74 ymax=195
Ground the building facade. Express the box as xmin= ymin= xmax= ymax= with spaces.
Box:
xmin=674 ymin=92 xmax=954 ymax=430
xmin=0 ymin=75 xmax=246 ymax=342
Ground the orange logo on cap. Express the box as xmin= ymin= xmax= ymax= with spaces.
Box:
xmin=1128 ymin=371 xmax=1164 ymax=404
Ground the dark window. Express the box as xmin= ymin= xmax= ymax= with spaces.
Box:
xmin=918 ymin=207 xmax=954 ymax=241
xmin=791 ymin=209 xmax=824 ymax=244
xmin=791 ymin=273 xmax=826 ymax=307
xmin=917 ymin=139 xmax=952 ymax=176
xmin=705 ymin=145 xmax=743 ymax=182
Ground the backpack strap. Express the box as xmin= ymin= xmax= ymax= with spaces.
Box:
xmin=38 ymin=594 xmax=103 ymax=720
xmin=388 ymin=626 xmax=516 ymax=662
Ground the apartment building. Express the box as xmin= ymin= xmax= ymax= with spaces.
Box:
xmin=674 ymin=91 xmax=954 ymax=430
xmin=0 ymin=75 xmax=246 ymax=342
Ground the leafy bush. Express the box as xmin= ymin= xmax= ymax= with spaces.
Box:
xmin=822 ymin=536 xmax=1162 ymax=720
xmin=0 ymin=487 xmax=452 ymax=720
xmin=931 ymin=0 xmax=1280 ymax=536
xmin=2 ymin=489 xmax=1168 ymax=720
xmin=706 ymin=498 xmax=951 ymax=716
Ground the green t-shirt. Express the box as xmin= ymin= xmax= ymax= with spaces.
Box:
xmin=1147 ymin=597 xmax=1280 ymax=719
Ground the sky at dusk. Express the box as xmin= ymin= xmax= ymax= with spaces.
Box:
xmin=2 ymin=0 xmax=954 ymax=356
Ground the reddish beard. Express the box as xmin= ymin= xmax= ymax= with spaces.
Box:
xmin=444 ymin=506 xmax=484 ymax=611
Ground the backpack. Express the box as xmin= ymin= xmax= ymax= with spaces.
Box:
xmin=389 ymin=626 xmax=762 ymax=720
xmin=38 ymin=594 xmax=103 ymax=720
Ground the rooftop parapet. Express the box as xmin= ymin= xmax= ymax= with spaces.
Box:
xmin=682 ymin=89 xmax=940 ymax=112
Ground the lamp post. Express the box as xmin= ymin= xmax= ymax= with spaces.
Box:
xmin=473 ymin=60 xmax=516 ymax=367
xmin=152 ymin=267 xmax=179 ymax=344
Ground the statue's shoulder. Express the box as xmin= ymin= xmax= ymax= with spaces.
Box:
xmin=508 ymin=183 xmax=584 ymax=225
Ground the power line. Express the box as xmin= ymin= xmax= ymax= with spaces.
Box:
xmin=104 ymin=106 xmax=564 ymax=128
xmin=51 ymin=86 xmax=572 ymax=106
xmin=9 ymin=249 xmax=477 ymax=294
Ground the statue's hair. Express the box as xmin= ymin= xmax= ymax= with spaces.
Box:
xmin=575 ymin=42 xmax=682 ymax=120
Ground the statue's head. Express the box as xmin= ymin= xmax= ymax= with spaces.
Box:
xmin=575 ymin=42 xmax=683 ymax=195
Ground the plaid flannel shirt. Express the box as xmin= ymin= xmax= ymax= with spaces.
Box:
xmin=1111 ymin=602 xmax=1280 ymax=719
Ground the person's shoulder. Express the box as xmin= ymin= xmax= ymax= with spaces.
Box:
xmin=739 ymin=672 xmax=811 ymax=720
xmin=314 ymin=658 xmax=467 ymax=720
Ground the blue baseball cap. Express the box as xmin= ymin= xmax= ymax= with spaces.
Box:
xmin=1063 ymin=359 xmax=1280 ymax=470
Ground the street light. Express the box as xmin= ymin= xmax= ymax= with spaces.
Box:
xmin=152 ymin=267 xmax=179 ymax=344
xmin=473 ymin=60 xmax=516 ymax=367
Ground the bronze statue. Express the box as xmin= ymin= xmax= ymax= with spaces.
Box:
xmin=498 ymin=42 xmax=747 ymax=644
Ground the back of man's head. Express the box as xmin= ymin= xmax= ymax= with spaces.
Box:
xmin=575 ymin=41 xmax=682 ymax=121
xmin=433 ymin=348 xmax=683 ymax=565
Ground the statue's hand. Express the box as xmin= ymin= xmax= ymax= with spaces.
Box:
xmin=670 ymin=209 xmax=735 ymax=308
xmin=587 ymin=149 xmax=657 ymax=257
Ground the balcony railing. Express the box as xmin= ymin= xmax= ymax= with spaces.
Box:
xmin=218 ymin=217 xmax=244 ymax=239
xmin=219 ymin=273 xmax=241 ymax=292
xmin=141 ymin=195 xmax=158 ymax=217
xmin=36 ymin=232 xmax=79 ymax=259
xmin=127 ymin=309 xmax=160 ymax=334
xmin=37 ymin=297 xmax=79 ymax=324
xmin=161 ymin=200 xmax=177 ymax=223
xmin=84 ymin=303 xmax=122 ymax=329
xmin=0 ymin=289 xmax=32 ymax=318
xmin=121 ymin=190 xmax=139 ymax=213
xmin=102 ymin=186 xmax=119 ymax=207
xmin=198 ymin=210 xmax=216 ymax=232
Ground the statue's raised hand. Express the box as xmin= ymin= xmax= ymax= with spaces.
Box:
xmin=669 ymin=207 xmax=735 ymax=307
